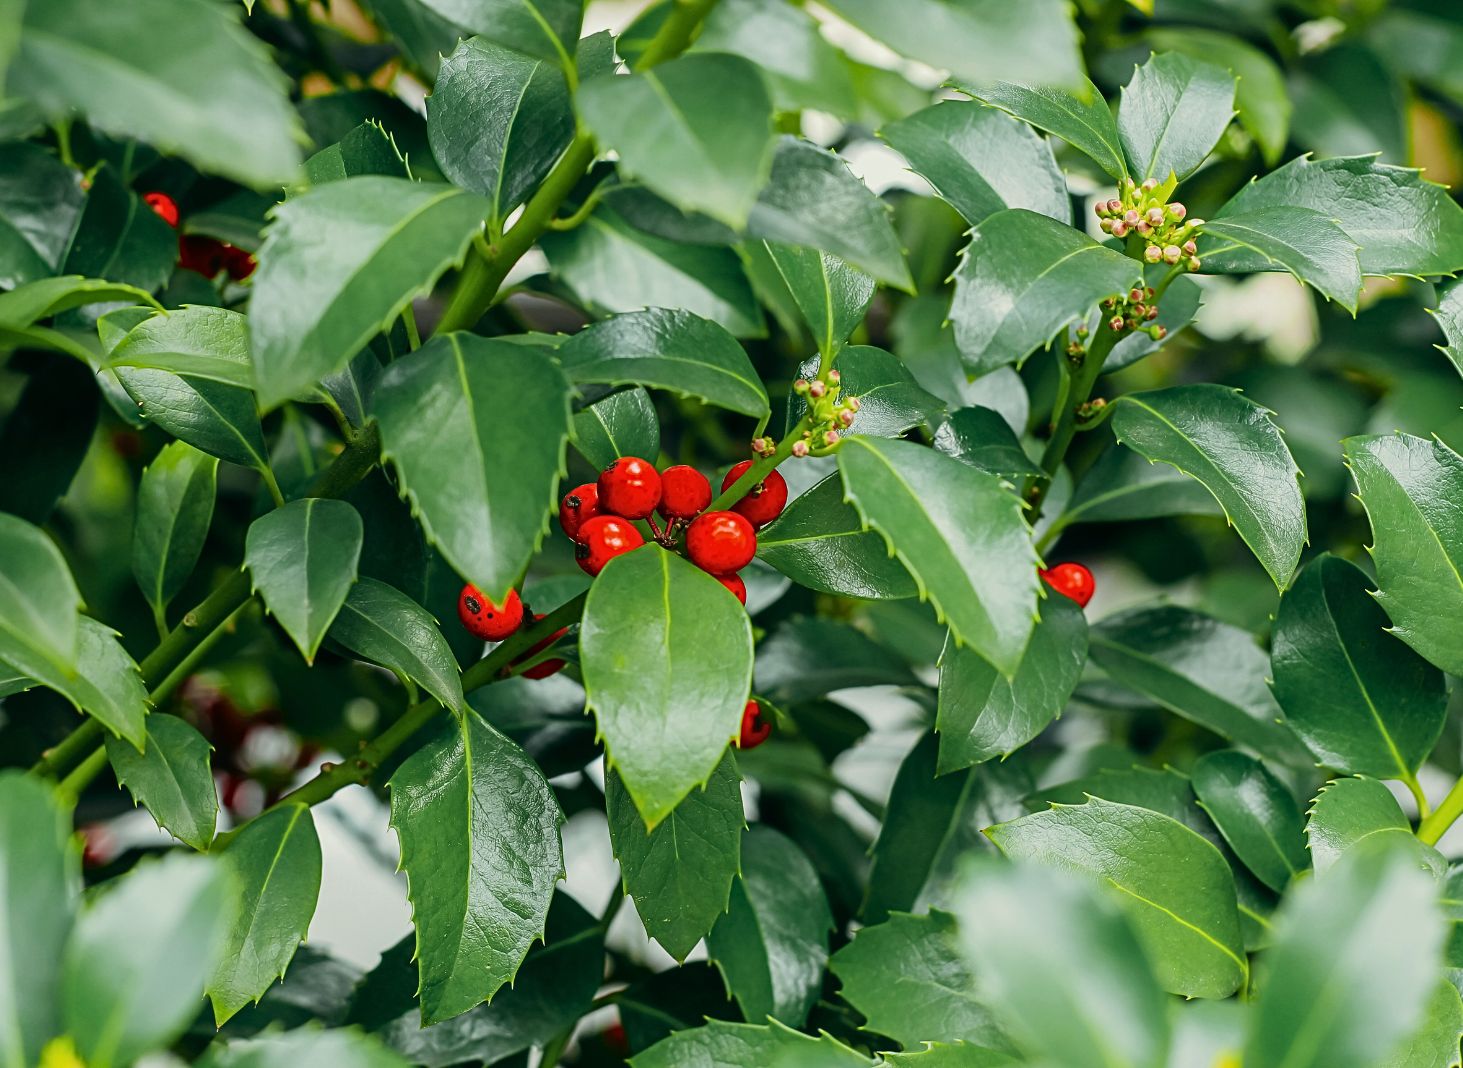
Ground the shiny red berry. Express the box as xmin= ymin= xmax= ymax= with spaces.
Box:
xmin=722 ymin=461 xmax=788 ymax=527
xmin=575 ymin=515 xmax=644 ymax=576
xmin=560 ymin=482 xmax=601 ymax=540
xmin=658 ymin=464 xmax=711 ymax=520
xmin=598 ymin=456 xmax=662 ymax=519
xmin=1040 ymin=562 xmax=1095 ymax=608
xmin=738 ymin=699 xmax=771 ymax=749
xmin=457 ymin=584 xmax=524 ymax=641
xmin=178 ymin=235 xmax=229 ymax=277
xmin=716 ymin=572 xmax=747 ymax=605
xmin=143 ymin=191 xmax=180 ymax=228
xmin=685 ymin=511 xmax=756 ymax=575
xmin=516 ymin=613 xmax=567 ymax=679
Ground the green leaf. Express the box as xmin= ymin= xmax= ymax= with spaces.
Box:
xmin=1247 ymin=840 xmax=1445 ymax=1068
xmin=789 ymin=347 xmax=943 ymax=440
xmin=559 ymin=308 xmax=768 ymax=420
xmin=0 ymin=275 xmax=158 ymax=328
xmin=427 ymin=37 xmax=573 ymax=232
xmin=208 ymin=804 xmax=322 ymax=1025
xmin=988 ymin=797 xmax=1247 ymax=999
xmin=881 ymin=1045 xmax=1017 ymax=1067
xmin=821 ymin=0 xmax=1083 ymax=92
xmin=957 ymin=77 xmax=1127 ymax=181
xmin=1219 ymin=155 xmax=1463 ymax=279
xmin=1146 ymin=29 xmax=1290 ymax=165
xmin=937 ymin=594 xmax=1087 ymax=773
xmin=607 ymin=754 xmax=743 ymax=962
xmin=11 ymin=0 xmax=301 ymax=188
xmin=932 ymin=406 xmax=1042 ymax=482
xmin=950 ymin=209 xmax=1143 ymax=375
xmin=372 ymin=333 xmax=571 ymax=605
xmin=695 ymin=0 xmax=856 ymax=116
xmin=837 ymin=436 xmax=1039 ymax=677
xmin=631 ymin=1020 xmax=872 ymax=1068
xmin=577 ymin=53 xmax=774 ymax=229
xmin=707 ymin=826 xmax=831 ymax=1027
xmin=1379 ymin=980 xmax=1463 ymax=1068
xmin=1344 ymin=434 xmax=1463 ymax=676
xmin=11 ymin=616 xmax=151 ymax=752
xmin=0 ymin=143 xmax=84 ymax=289
xmin=1117 ymin=52 xmax=1235 ymax=182
xmin=756 ymin=617 xmax=916 ymax=705
xmin=304 ymin=120 xmax=411 ymax=186
xmin=62 ymin=853 xmax=233 ymax=1068
xmin=1191 ymin=750 xmax=1307 ymax=893
xmin=246 ymin=499 xmax=364 ymax=663
xmin=107 ymin=306 xmax=254 ymax=389
xmin=0 ymin=772 xmax=78 ymax=1068
xmin=763 ymin=243 xmax=874 ymax=361
xmin=1434 ymin=279 xmax=1463 ymax=379
xmin=757 ymin=473 xmax=918 ymax=600
xmin=571 ymin=387 xmax=661 ymax=470
xmin=582 ymin=546 xmax=753 ymax=827
xmin=0 ymin=512 xmax=83 ymax=682
xmin=1053 ymin=442 xmax=1223 ymax=532
xmin=329 ymin=578 xmax=466 ymax=714
xmin=415 ymin=0 xmax=580 ymax=67
xmin=830 ymin=910 xmax=1010 ymax=1052
xmin=952 ymin=863 xmax=1170 ymax=1068
xmin=113 ymin=367 xmax=271 ymax=474
xmin=105 ymin=716 xmax=217 ymax=852
xmin=62 ymin=166 xmax=175 ymax=292
xmin=882 ymin=100 xmax=1069 ymax=226
xmin=1199 ymin=208 xmax=1362 ymax=310
xmin=1304 ymin=776 xmax=1415 ymax=874
xmin=198 ymin=1027 xmax=410 ymax=1068
xmin=1111 ymin=384 xmax=1306 ymax=589
xmin=132 ymin=441 xmax=217 ymax=624
xmin=1091 ymin=605 xmax=1310 ymax=766
xmin=250 ymin=177 xmax=492 ymax=409
xmin=1271 ymin=553 xmax=1447 ymax=780
xmin=389 ymin=710 xmax=563 ymax=1024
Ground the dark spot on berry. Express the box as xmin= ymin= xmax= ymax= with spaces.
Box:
xmin=575 ymin=543 xmax=590 ymax=560
xmin=464 ymin=596 xmax=481 ymax=614
xmin=566 ymin=494 xmax=581 ymax=509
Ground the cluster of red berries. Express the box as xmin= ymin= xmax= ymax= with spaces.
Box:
xmin=143 ymin=191 xmax=256 ymax=281
xmin=1040 ymin=561 xmax=1095 ymax=608
xmin=1093 ymin=176 xmax=1203 ymax=271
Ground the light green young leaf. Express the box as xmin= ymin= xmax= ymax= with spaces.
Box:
xmin=246 ymin=498 xmax=363 ymax=663
xmin=1377 ymin=980 xmax=1463 ymax=1068
xmin=1434 ymin=278 xmax=1463 ymax=379
xmin=105 ymin=716 xmax=217 ymax=852
xmin=0 ymin=276 xmax=159 ymax=329
xmin=132 ymin=441 xmax=217 ymax=624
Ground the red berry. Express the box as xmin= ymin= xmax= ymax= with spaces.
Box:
xmin=560 ymin=482 xmax=601 ymax=540
xmin=457 ymin=584 xmax=524 ymax=641
xmin=575 ymin=515 xmax=644 ymax=576
xmin=516 ymin=613 xmax=567 ymax=679
xmin=658 ymin=465 xmax=711 ymax=520
xmin=222 ymin=244 xmax=256 ymax=280
xmin=685 ymin=511 xmax=756 ymax=575
xmin=716 ymin=572 xmax=747 ymax=605
xmin=598 ymin=456 xmax=662 ymax=519
xmin=1040 ymin=562 xmax=1095 ymax=608
xmin=722 ymin=461 xmax=788 ymax=527
xmin=143 ymin=191 xmax=180 ymax=228
xmin=178 ymin=235 xmax=229 ymax=277
xmin=737 ymin=699 xmax=771 ymax=749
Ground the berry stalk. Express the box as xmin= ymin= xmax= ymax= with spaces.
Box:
xmin=1026 ymin=316 xmax=1123 ymax=518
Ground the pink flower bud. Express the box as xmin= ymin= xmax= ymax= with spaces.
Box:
xmin=1106 ymin=199 xmax=1123 ymax=215
xmin=793 ymin=378 xmax=810 ymax=394
xmin=1136 ymin=221 xmax=1152 ymax=235
xmin=838 ymin=409 xmax=855 ymax=427
xmin=1145 ymin=305 xmax=1159 ymax=321
xmin=1109 ymin=315 xmax=1125 ymax=333
xmin=823 ymin=430 xmax=840 ymax=446
xmin=846 ymin=396 xmax=861 ymax=411
xmin=1188 ymin=256 xmax=1202 ymax=271
xmin=1128 ymin=288 xmax=1144 ymax=303
xmin=1094 ymin=202 xmax=1108 ymax=218
xmin=1182 ymin=239 xmax=1197 ymax=255
xmin=791 ymin=440 xmax=809 ymax=458
xmin=1146 ymin=207 xmax=1164 ymax=226
xmin=1144 ymin=245 xmax=1162 ymax=263
xmin=1123 ymin=210 xmax=1141 ymax=226
xmin=1132 ymin=303 xmax=1148 ymax=318
xmin=1141 ymin=178 xmax=1158 ymax=191
xmin=1169 ymin=202 xmax=1187 ymax=221
xmin=1111 ymin=220 xmax=1128 ymax=238
xmin=1150 ymin=325 xmax=1168 ymax=340
xmin=809 ymin=380 xmax=826 ymax=399
xmin=1100 ymin=218 xmax=1115 ymax=234
xmin=827 ymin=369 xmax=841 ymax=384
xmin=1163 ymin=245 xmax=1182 ymax=264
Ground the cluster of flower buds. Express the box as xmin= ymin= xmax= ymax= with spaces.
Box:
xmin=1101 ymin=285 xmax=1167 ymax=341
xmin=1094 ymin=177 xmax=1204 ymax=271
xmin=790 ymin=368 xmax=860 ymax=456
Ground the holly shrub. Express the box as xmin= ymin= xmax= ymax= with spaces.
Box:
xmin=6 ymin=0 xmax=1463 ymax=1065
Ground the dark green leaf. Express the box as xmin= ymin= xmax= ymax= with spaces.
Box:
xmin=415 ymin=0 xmax=580 ymax=67
xmin=762 ymin=243 xmax=874 ymax=361
xmin=1117 ymin=52 xmax=1235 ymax=181
xmin=931 ymin=406 xmax=1042 ymax=482
xmin=1199 ymin=208 xmax=1362 ymax=310
xmin=1051 ymin=441 xmax=1223 ymax=533
xmin=881 ymin=1044 xmax=1017 ymax=1067
xmin=631 ymin=1020 xmax=871 ymax=1068
xmin=0 ymin=276 xmax=155 ymax=330
xmin=1147 ymin=29 xmax=1290 ymax=164
xmin=0 ymin=143 xmax=84 ymax=289
xmin=1191 ymin=750 xmax=1307 ymax=893
xmin=707 ymin=826 xmax=830 ymax=1027
xmin=372 ymin=333 xmax=571 ymax=605
xmin=607 ymin=754 xmax=743 ymax=962
xmin=582 ymin=546 xmax=753 ymax=827
xmin=957 ymin=77 xmax=1127 ymax=180
xmin=24 ymin=617 xmax=150 ymax=752
xmin=1304 ymin=776 xmax=1414 ymax=874
xmin=61 ymin=167 xmax=175 ymax=292
xmin=246 ymin=499 xmax=364 ymax=663
xmin=113 ymin=363 xmax=271 ymax=475
xmin=329 ymin=578 xmax=465 ymax=713
xmin=571 ymin=387 xmax=661 ymax=470
xmin=0 ymin=511 xmax=84 ymax=683
xmin=107 ymin=306 xmax=254 ymax=389
xmin=304 ymin=120 xmax=411 ymax=186
xmin=105 ymin=715 xmax=217 ymax=853
xmin=132 ymin=441 xmax=217 ymax=622
xmin=695 ymin=0 xmax=856 ymax=115
xmin=0 ymin=359 xmax=97 ymax=524
xmin=198 ymin=1027 xmax=409 ymax=1068
xmin=754 ymin=617 xmax=916 ymax=705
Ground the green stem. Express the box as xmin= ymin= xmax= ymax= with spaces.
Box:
xmin=1402 ymin=770 xmax=1432 ymax=821
xmin=402 ymin=305 xmax=421 ymax=351
xmin=1025 ymin=319 xmax=1122 ymax=520
xmin=706 ymin=416 xmax=814 ymax=515
xmin=1417 ymin=777 xmax=1463 ymax=845
xmin=56 ymin=746 xmax=108 ymax=803
xmin=259 ymin=465 xmax=286 ymax=508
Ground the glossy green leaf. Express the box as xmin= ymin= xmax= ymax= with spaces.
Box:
xmin=763 ymin=243 xmax=874 ymax=361
xmin=62 ymin=167 xmax=175 ymax=292
xmin=572 ymin=387 xmax=661 ymax=470
xmin=607 ymin=754 xmax=743 ymax=962
xmin=0 ymin=512 xmax=83 ymax=682
xmin=1271 ymin=553 xmax=1447 ymax=780
xmin=11 ymin=0 xmax=301 ymax=188
xmin=1435 ymin=279 xmax=1463 ymax=379
xmin=1247 ymin=840 xmax=1445 ymax=1068
xmin=837 ymin=436 xmax=1039 ymax=676
xmin=957 ymin=77 xmax=1127 ymax=180
xmin=246 ymin=498 xmax=363 ymax=663
xmin=14 ymin=615 xmax=150 ymax=752
xmin=1053 ymin=441 xmax=1223 ymax=534
xmin=1304 ymin=776 xmax=1415 ymax=874
xmin=250 ymin=177 xmax=492 ymax=409
xmin=882 ymin=100 xmax=1069 ymax=225
xmin=105 ymin=716 xmax=217 ymax=852
xmin=577 ymin=53 xmax=774 ymax=229
xmin=0 ymin=275 xmax=158 ymax=328
xmin=1191 ymin=750 xmax=1307 ymax=893
xmin=1111 ymin=385 xmax=1306 ymax=589
xmin=61 ymin=853 xmax=233 ymax=1068
xmin=631 ymin=1020 xmax=871 ymax=1068
xmin=372 ymin=333 xmax=571 ymax=605
xmin=1147 ymin=29 xmax=1290 ymax=164
xmin=1200 ymin=208 xmax=1362 ymax=310
xmin=0 ymin=772 xmax=78 ymax=1068
xmin=559 ymin=308 xmax=768 ymax=420
xmin=707 ymin=826 xmax=831 ymax=1027
xmin=304 ymin=120 xmax=410 ymax=185
xmin=389 ymin=710 xmax=563 ymax=1025
xmin=932 ymin=406 xmax=1043 ymax=482
xmin=953 ymin=863 xmax=1170 ymax=1068
xmin=789 ymin=347 xmax=942 ymax=440
xmin=132 ymin=441 xmax=217 ymax=623
xmin=107 ymin=306 xmax=254 ymax=389
xmin=950 ymin=209 xmax=1143 ymax=375
xmin=1117 ymin=52 xmax=1235 ymax=182
xmin=1379 ymin=980 xmax=1463 ymax=1068
xmin=757 ymin=473 xmax=918 ymax=600
xmin=199 ymin=1028 xmax=410 ymax=1068
xmin=695 ymin=0 xmax=856 ymax=116
xmin=582 ymin=546 xmax=753 ymax=827
xmin=328 ymin=578 xmax=465 ymax=714
xmin=427 ymin=37 xmax=573 ymax=231
xmin=114 ymin=365 xmax=271 ymax=474
xmin=937 ymin=594 xmax=1087 ymax=773
xmin=830 ymin=909 xmax=1010 ymax=1052
xmin=0 ymin=143 xmax=84 ymax=289
xmin=881 ymin=1045 xmax=1017 ymax=1067
xmin=755 ymin=617 xmax=916 ymax=705
xmin=208 ymin=804 xmax=322 ymax=1025
xmin=988 ymin=797 xmax=1247 ymax=999
xmin=1344 ymin=434 xmax=1463 ymax=676
xmin=416 ymin=0 xmax=580 ymax=67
